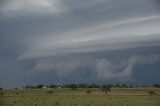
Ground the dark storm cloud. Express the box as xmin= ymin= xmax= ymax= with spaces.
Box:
xmin=153 ymin=0 xmax=160 ymax=11
xmin=0 ymin=0 xmax=160 ymax=88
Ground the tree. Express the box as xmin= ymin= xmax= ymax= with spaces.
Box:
xmin=142 ymin=85 xmax=149 ymax=87
xmin=23 ymin=85 xmax=35 ymax=89
xmin=153 ymin=84 xmax=160 ymax=88
xmin=148 ymin=91 xmax=156 ymax=96
xmin=50 ymin=84 xmax=56 ymax=88
xmin=89 ymin=84 xmax=100 ymax=88
xmin=69 ymin=84 xmax=78 ymax=90
xmin=37 ymin=84 xmax=44 ymax=88
xmin=121 ymin=83 xmax=128 ymax=88
xmin=78 ymin=84 xmax=87 ymax=88
xmin=115 ymin=83 xmax=120 ymax=87
xmin=128 ymin=85 xmax=134 ymax=88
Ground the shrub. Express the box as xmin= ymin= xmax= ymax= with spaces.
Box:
xmin=104 ymin=90 xmax=108 ymax=95
xmin=16 ymin=92 xmax=19 ymax=95
xmin=14 ymin=101 xmax=16 ymax=104
xmin=101 ymin=85 xmax=111 ymax=92
xmin=148 ymin=91 xmax=156 ymax=96
xmin=0 ymin=92 xmax=3 ymax=96
xmin=47 ymin=91 xmax=53 ymax=95
xmin=86 ymin=90 xmax=91 ymax=94
xmin=55 ymin=101 xmax=59 ymax=105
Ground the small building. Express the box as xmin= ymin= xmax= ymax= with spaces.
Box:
xmin=43 ymin=86 xmax=47 ymax=89
xmin=58 ymin=86 xmax=62 ymax=89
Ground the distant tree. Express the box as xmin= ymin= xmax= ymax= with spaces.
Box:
xmin=148 ymin=91 xmax=156 ymax=96
xmin=70 ymin=84 xmax=78 ymax=90
xmin=115 ymin=83 xmax=120 ymax=88
xmin=128 ymin=85 xmax=134 ymax=88
xmin=24 ymin=85 xmax=35 ymax=89
xmin=0 ymin=88 xmax=3 ymax=90
xmin=78 ymin=84 xmax=88 ymax=88
xmin=153 ymin=84 xmax=160 ymax=88
xmin=142 ymin=85 xmax=149 ymax=87
xmin=50 ymin=84 xmax=56 ymax=88
xmin=37 ymin=84 xmax=44 ymax=89
xmin=121 ymin=84 xmax=128 ymax=88
xmin=88 ymin=84 xmax=100 ymax=88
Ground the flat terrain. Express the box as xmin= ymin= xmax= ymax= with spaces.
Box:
xmin=0 ymin=88 xmax=160 ymax=106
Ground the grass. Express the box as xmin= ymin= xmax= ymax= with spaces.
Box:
xmin=0 ymin=88 xmax=160 ymax=106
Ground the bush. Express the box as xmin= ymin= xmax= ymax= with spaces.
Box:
xmin=86 ymin=90 xmax=91 ymax=94
xmin=0 ymin=92 xmax=3 ymax=96
xmin=47 ymin=91 xmax=53 ymax=95
xmin=148 ymin=91 xmax=156 ymax=96
xmin=16 ymin=92 xmax=19 ymax=95
xmin=101 ymin=85 xmax=111 ymax=92
xmin=55 ymin=101 xmax=59 ymax=105
xmin=104 ymin=90 xmax=108 ymax=95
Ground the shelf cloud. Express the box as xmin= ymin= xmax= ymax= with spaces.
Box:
xmin=29 ymin=55 xmax=160 ymax=81
xmin=18 ymin=15 xmax=160 ymax=59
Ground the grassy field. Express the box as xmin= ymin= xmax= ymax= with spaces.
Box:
xmin=0 ymin=88 xmax=160 ymax=106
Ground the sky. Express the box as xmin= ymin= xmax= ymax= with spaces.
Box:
xmin=0 ymin=0 xmax=160 ymax=88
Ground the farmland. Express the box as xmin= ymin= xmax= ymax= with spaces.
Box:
xmin=0 ymin=88 xmax=160 ymax=106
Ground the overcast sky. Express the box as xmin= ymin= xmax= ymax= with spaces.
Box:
xmin=0 ymin=0 xmax=160 ymax=88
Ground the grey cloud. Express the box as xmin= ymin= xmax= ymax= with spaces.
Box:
xmin=94 ymin=59 xmax=133 ymax=81
xmin=18 ymin=34 xmax=160 ymax=59
xmin=94 ymin=55 xmax=160 ymax=81
xmin=1 ymin=0 xmax=160 ymax=88
xmin=0 ymin=0 xmax=64 ymax=16
xmin=14 ymin=8 xmax=160 ymax=59
xmin=29 ymin=55 xmax=160 ymax=81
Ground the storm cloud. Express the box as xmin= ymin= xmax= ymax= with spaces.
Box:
xmin=0 ymin=0 xmax=160 ymax=88
xmin=29 ymin=55 xmax=160 ymax=81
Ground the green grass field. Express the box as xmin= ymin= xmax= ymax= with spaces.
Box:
xmin=0 ymin=88 xmax=160 ymax=106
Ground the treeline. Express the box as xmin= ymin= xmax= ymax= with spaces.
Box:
xmin=22 ymin=83 xmax=160 ymax=89
xmin=153 ymin=84 xmax=160 ymax=88
xmin=0 ymin=83 xmax=159 ymax=90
